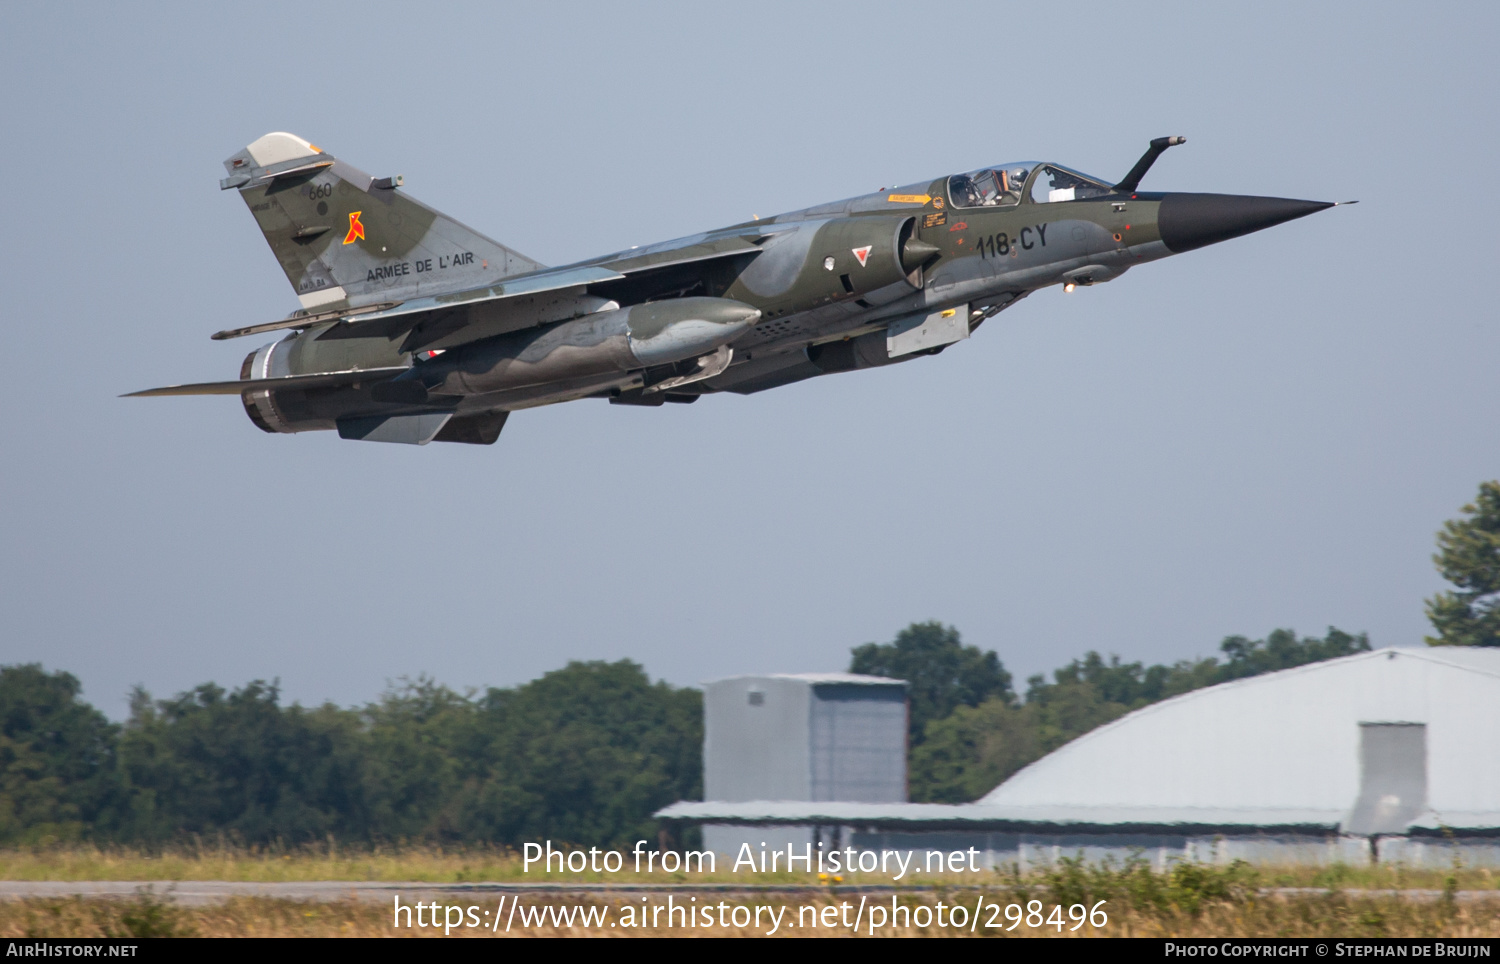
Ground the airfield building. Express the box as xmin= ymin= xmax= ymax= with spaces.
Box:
xmin=699 ymin=673 xmax=907 ymax=856
xmin=664 ymin=648 xmax=1500 ymax=867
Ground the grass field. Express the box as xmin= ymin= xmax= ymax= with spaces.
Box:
xmin=2 ymin=846 xmax=1498 ymax=937
xmin=0 ymin=843 xmax=1496 ymax=891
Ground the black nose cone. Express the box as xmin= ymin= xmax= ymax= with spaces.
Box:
xmin=1158 ymin=193 xmax=1334 ymax=253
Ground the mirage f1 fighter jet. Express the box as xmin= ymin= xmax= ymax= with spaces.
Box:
xmin=130 ymin=133 xmax=1341 ymax=445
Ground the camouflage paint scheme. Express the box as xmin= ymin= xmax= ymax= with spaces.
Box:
xmin=129 ymin=133 xmax=1339 ymax=445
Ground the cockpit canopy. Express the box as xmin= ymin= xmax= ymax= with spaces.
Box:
xmin=947 ymin=162 xmax=1115 ymax=209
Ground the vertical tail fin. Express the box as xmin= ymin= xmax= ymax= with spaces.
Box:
xmin=221 ymin=132 xmax=544 ymax=311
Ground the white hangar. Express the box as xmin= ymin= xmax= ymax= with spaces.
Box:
xmin=978 ymin=646 xmax=1500 ymax=834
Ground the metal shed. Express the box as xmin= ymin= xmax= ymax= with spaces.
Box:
xmin=701 ymin=673 xmax=907 ymax=855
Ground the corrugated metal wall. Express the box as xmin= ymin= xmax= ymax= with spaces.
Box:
xmin=809 ymin=684 xmax=907 ymax=802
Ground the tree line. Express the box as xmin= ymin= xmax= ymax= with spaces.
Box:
xmin=3 ymin=479 xmax=1497 ymax=846
xmin=0 ymin=661 xmax=699 ymax=848
xmin=0 ymin=625 xmax=1368 ymax=845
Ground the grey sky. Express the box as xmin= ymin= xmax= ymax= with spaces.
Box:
xmin=2 ymin=1 xmax=1495 ymax=718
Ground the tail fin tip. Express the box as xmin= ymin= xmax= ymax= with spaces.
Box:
xmin=224 ymin=132 xmax=322 ymax=174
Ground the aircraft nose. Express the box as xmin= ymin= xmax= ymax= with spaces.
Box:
xmin=1158 ymin=193 xmax=1334 ymax=253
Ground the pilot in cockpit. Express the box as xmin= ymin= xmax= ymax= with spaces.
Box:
xmin=949 ymin=167 xmax=1030 ymax=208
xmin=947 ymin=173 xmax=978 ymax=208
xmin=997 ymin=168 xmax=1029 ymax=203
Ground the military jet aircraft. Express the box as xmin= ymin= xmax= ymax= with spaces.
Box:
xmin=129 ymin=133 xmax=1341 ymax=445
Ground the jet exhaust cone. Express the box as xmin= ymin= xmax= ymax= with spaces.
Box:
xmin=1158 ymin=193 xmax=1334 ymax=253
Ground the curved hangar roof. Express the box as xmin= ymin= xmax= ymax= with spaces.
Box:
xmin=981 ymin=647 xmax=1500 ymax=833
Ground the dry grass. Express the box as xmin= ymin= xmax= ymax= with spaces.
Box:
xmin=1263 ymin=861 xmax=1499 ymax=892
xmin=0 ymin=842 xmax=1022 ymax=886
xmin=1 ymin=891 xmax=1499 ymax=938
xmin=1 ymin=844 xmax=1497 ymax=891
xmin=0 ymin=842 xmax=531 ymax=884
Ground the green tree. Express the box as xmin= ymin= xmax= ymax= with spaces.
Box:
xmin=457 ymin=660 xmax=702 ymax=848
xmin=912 ymin=676 xmax=1137 ymax=803
xmin=911 ymin=700 xmax=1040 ymax=803
xmin=1216 ymin=627 xmax=1370 ymax=676
xmin=359 ymin=677 xmax=477 ymax=840
xmin=117 ymin=680 xmax=368 ymax=843
xmin=848 ymin=621 xmax=1012 ymax=745
xmin=1038 ymin=652 xmax=1218 ymax=708
xmin=1426 ymin=481 xmax=1500 ymax=647
xmin=0 ymin=665 xmax=120 ymax=843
